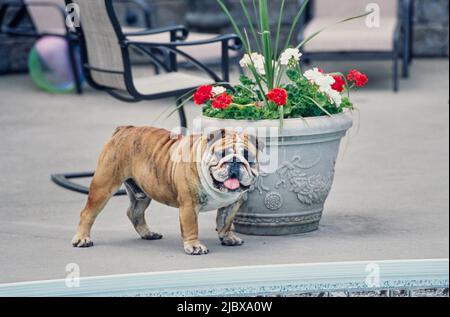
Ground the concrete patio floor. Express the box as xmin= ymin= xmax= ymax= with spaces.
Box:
xmin=0 ymin=59 xmax=448 ymax=284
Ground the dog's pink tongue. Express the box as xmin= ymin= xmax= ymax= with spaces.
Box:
xmin=224 ymin=178 xmax=240 ymax=190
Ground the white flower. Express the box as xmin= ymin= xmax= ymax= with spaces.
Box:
xmin=304 ymin=67 xmax=335 ymax=93
xmin=212 ymin=86 xmax=226 ymax=96
xmin=304 ymin=68 xmax=342 ymax=106
xmin=328 ymin=89 xmax=342 ymax=106
xmin=304 ymin=68 xmax=323 ymax=82
xmin=280 ymin=48 xmax=302 ymax=67
xmin=316 ymin=74 xmax=335 ymax=93
xmin=240 ymin=53 xmax=266 ymax=75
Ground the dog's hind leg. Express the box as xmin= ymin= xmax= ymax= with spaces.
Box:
xmin=72 ymin=168 xmax=122 ymax=248
xmin=125 ymin=180 xmax=163 ymax=241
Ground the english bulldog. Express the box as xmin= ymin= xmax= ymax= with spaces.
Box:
xmin=71 ymin=126 xmax=263 ymax=255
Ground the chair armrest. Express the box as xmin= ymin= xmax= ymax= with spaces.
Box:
xmin=126 ymin=33 xmax=242 ymax=50
xmin=0 ymin=0 xmax=67 ymax=35
xmin=113 ymin=0 xmax=153 ymax=28
xmin=123 ymin=24 xmax=189 ymax=41
xmin=126 ymin=33 xmax=242 ymax=82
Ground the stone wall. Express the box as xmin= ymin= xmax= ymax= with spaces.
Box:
xmin=0 ymin=0 xmax=35 ymax=74
xmin=0 ymin=0 xmax=448 ymax=74
xmin=0 ymin=34 xmax=35 ymax=74
xmin=413 ymin=0 xmax=449 ymax=56
xmin=147 ymin=0 xmax=189 ymax=27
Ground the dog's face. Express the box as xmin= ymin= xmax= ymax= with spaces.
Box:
xmin=205 ymin=130 xmax=263 ymax=193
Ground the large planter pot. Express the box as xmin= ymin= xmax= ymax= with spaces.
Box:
xmin=201 ymin=112 xmax=353 ymax=236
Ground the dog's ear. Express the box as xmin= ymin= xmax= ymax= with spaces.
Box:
xmin=206 ymin=129 xmax=227 ymax=144
xmin=248 ymin=134 xmax=265 ymax=153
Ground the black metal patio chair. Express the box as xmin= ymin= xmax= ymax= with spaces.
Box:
xmin=0 ymin=0 xmax=153 ymax=94
xmin=50 ymin=0 xmax=241 ymax=196
xmin=299 ymin=0 xmax=414 ymax=92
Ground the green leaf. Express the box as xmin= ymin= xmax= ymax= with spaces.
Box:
xmin=164 ymin=94 xmax=194 ymax=120
xmin=304 ymin=95 xmax=333 ymax=116
xmin=239 ymin=75 xmax=255 ymax=86
xmin=286 ymin=69 xmax=300 ymax=81
xmin=261 ymin=31 xmax=274 ymax=89
xmin=274 ymin=0 xmax=285 ymax=59
xmin=216 ymin=0 xmax=248 ymax=52
xmin=239 ymin=0 xmax=261 ymax=53
xmin=259 ymin=0 xmax=270 ymax=33
xmin=284 ymin=0 xmax=310 ymax=50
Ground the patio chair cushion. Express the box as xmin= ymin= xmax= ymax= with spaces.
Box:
xmin=126 ymin=31 xmax=239 ymax=63
xmin=132 ymin=72 xmax=215 ymax=95
xmin=25 ymin=0 xmax=66 ymax=34
xmin=302 ymin=17 xmax=398 ymax=52
xmin=313 ymin=0 xmax=397 ymax=19
xmin=303 ymin=0 xmax=398 ymax=53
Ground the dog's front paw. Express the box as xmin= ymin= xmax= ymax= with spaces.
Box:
xmin=184 ymin=241 xmax=209 ymax=255
xmin=220 ymin=232 xmax=244 ymax=246
xmin=72 ymin=235 xmax=94 ymax=248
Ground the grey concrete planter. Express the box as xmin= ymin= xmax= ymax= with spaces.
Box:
xmin=201 ymin=112 xmax=353 ymax=236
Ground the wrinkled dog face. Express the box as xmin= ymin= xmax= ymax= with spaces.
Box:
xmin=206 ymin=130 xmax=263 ymax=193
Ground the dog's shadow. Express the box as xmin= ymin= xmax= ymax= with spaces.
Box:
xmin=101 ymin=214 xmax=392 ymax=255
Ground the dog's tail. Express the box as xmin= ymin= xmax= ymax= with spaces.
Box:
xmin=112 ymin=125 xmax=134 ymax=137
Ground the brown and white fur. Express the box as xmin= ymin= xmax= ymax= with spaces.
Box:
xmin=71 ymin=126 xmax=262 ymax=255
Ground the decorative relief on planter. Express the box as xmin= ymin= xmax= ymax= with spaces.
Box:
xmin=275 ymin=156 xmax=335 ymax=206
xmin=251 ymin=174 xmax=270 ymax=195
xmin=250 ymin=155 xmax=335 ymax=206
xmin=264 ymin=191 xmax=284 ymax=210
xmin=235 ymin=213 xmax=322 ymax=225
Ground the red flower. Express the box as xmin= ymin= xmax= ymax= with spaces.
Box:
xmin=267 ymin=88 xmax=288 ymax=107
xmin=347 ymin=69 xmax=369 ymax=87
xmin=193 ymin=85 xmax=213 ymax=105
xmin=212 ymin=93 xmax=233 ymax=109
xmin=331 ymin=75 xmax=346 ymax=93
